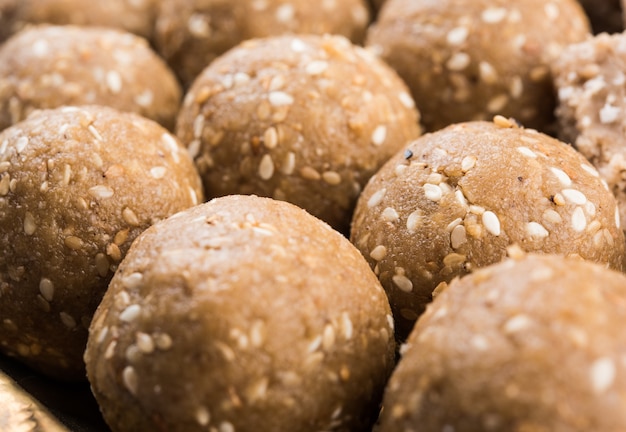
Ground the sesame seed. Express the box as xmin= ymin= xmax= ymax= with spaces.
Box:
xmin=120 ymin=304 xmax=142 ymax=322
xmin=479 ymin=62 xmax=498 ymax=83
xmin=95 ymin=253 xmax=109 ymax=277
xmin=370 ymin=245 xmax=387 ymax=261
xmin=136 ymin=332 xmax=155 ymax=354
xmin=89 ymin=185 xmax=114 ymax=199
xmin=517 ymin=146 xmax=537 ymax=158
xmin=526 ymin=222 xmax=549 ymax=238
xmin=562 ymin=189 xmax=587 ymax=205
xmin=322 ymin=171 xmax=341 ymax=185
xmin=493 ymin=115 xmax=514 ymax=128
xmin=188 ymin=13 xmax=210 ymax=37
xmin=60 ymin=312 xmax=76 ymax=329
xmin=23 ymin=212 xmax=36 ymax=235
xmin=504 ymin=314 xmax=532 ymax=333
xmin=39 ymin=278 xmax=54 ymax=302
xmin=268 ymin=91 xmax=294 ymax=107
xmin=461 ymin=156 xmax=477 ymax=171
xmin=123 ymin=366 xmax=139 ymax=396
xmin=470 ymin=205 xmax=485 ymax=215
xmin=64 ymin=236 xmax=84 ymax=250
xmin=367 ymin=188 xmax=386 ymax=208
xmin=590 ymin=357 xmax=615 ymax=395
xmin=107 ymin=243 xmax=122 ymax=262
xmin=32 ymin=39 xmax=49 ymax=57
xmin=392 ymin=274 xmax=413 ymax=293
xmin=487 ymin=94 xmax=509 ymax=112
xmin=161 ymin=133 xmax=180 ymax=163
xmin=104 ymin=340 xmax=117 ymax=359
xmin=122 ymin=273 xmax=143 ymax=289
xmin=482 ymin=211 xmax=501 ymax=236
xmin=424 ymin=183 xmax=442 ymax=201
xmin=275 ymin=3 xmax=294 ymax=21
xmin=471 ymin=335 xmax=490 ymax=350
xmin=381 ymin=207 xmax=400 ymax=222
xmin=571 ymin=207 xmax=587 ymax=232
xmin=250 ymin=321 xmax=265 ymax=347
xmin=371 ymin=125 xmax=387 ymax=146
xmin=616 ymin=207 xmax=621 ymax=228
xmin=281 ymin=152 xmax=296 ymax=175
xmin=155 ymin=333 xmax=173 ymax=350
xmin=258 ymin=154 xmax=275 ymax=180
xmin=443 ymin=253 xmax=466 ymax=267
xmin=15 ymin=137 xmax=28 ymax=153
xmin=150 ymin=166 xmax=167 ymax=179
xmin=450 ymin=225 xmax=468 ymax=249
xmin=340 ymin=312 xmax=353 ymax=340
xmin=106 ymin=71 xmax=123 ymax=94
xmin=446 ymin=218 xmax=463 ymax=232
xmin=509 ymin=76 xmax=523 ymax=99
xmin=195 ymin=407 xmax=210 ymax=426
xmin=406 ymin=210 xmax=423 ymax=232
xmin=305 ymin=60 xmax=329 ymax=75
xmin=581 ymin=163 xmax=600 ymax=177
xmin=544 ymin=2 xmax=559 ymax=20
xmin=446 ymin=52 xmax=471 ymax=71
xmin=263 ymin=127 xmax=278 ymax=149
xmin=447 ymin=26 xmax=469 ymax=45
xmin=481 ymin=7 xmax=508 ymax=23
xmin=398 ymin=92 xmax=415 ymax=109
xmin=550 ymin=167 xmax=572 ymax=186
xmin=290 ymin=38 xmax=307 ymax=52
xmin=219 ymin=421 xmax=235 ymax=432
xmin=322 ymin=324 xmax=336 ymax=350
xmin=600 ymin=103 xmax=620 ymax=124
xmin=300 ymin=166 xmax=320 ymax=181
xmin=455 ymin=190 xmax=468 ymax=207
xmin=122 ymin=207 xmax=140 ymax=226
xmin=88 ymin=125 xmax=103 ymax=142
xmin=134 ymin=90 xmax=153 ymax=107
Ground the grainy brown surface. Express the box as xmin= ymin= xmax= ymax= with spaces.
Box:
xmin=379 ymin=254 xmax=626 ymax=432
xmin=0 ymin=0 xmax=158 ymax=43
xmin=86 ymin=195 xmax=395 ymax=432
xmin=553 ymin=32 xmax=626 ymax=242
xmin=0 ymin=25 xmax=181 ymax=132
xmin=367 ymin=0 xmax=590 ymax=133
xmin=0 ymin=105 xmax=203 ymax=381
xmin=155 ymin=0 xmax=371 ymax=87
xmin=351 ymin=119 xmax=625 ymax=340
xmin=176 ymin=34 xmax=421 ymax=234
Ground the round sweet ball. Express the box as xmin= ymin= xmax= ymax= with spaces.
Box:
xmin=0 ymin=25 xmax=181 ymax=132
xmin=578 ymin=0 xmax=623 ymax=34
xmin=351 ymin=119 xmax=625 ymax=340
xmin=155 ymin=0 xmax=371 ymax=87
xmin=378 ymin=254 xmax=626 ymax=432
xmin=0 ymin=0 xmax=158 ymax=43
xmin=553 ymin=32 xmax=626 ymax=232
xmin=0 ymin=105 xmax=204 ymax=380
xmin=366 ymin=0 xmax=591 ymax=133
xmin=85 ymin=195 xmax=396 ymax=432
xmin=176 ymin=34 xmax=422 ymax=234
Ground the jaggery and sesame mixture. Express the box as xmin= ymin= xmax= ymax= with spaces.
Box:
xmin=367 ymin=0 xmax=590 ymax=132
xmin=0 ymin=105 xmax=203 ymax=380
xmin=85 ymin=195 xmax=395 ymax=432
xmin=351 ymin=118 xmax=625 ymax=339
xmin=379 ymin=254 xmax=626 ymax=431
xmin=0 ymin=25 xmax=181 ymax=131
xmin=155 ymin=0 xmax=371 ymax=87
xmin=176 ymin=34 xmax=421 ymax=234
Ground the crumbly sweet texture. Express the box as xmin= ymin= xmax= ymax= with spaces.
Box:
xmin=155 ymin=0 xmax=371 ymax=87
xmin=366 ymin=0 xmax=590 ymax=133
xmin=378 ymin=254 xmax=626 ymax=432
xmin=85 ymin=195 xmax=395 ymax=432
xmin=553 ymin=32 xmax=626 ymax=238
xmin=0 ymin=105 xmax=203 ymax=381
xmin=351 ymin=119 xmax=625 ymax=340
xmin=176 ymin=34 xmax=421 ymax=234
xmin=0 ymin=0 xmax=158 ymax=43
xmin=578 ymin=0 xmax=623 ymax=34
xmin=0 ymin=25 xmax=181 ymax=132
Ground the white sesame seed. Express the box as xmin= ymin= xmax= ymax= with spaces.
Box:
xmin=504 ymin=314 xmax=532 ymax=333
xmin=509 ymin=76 xmax=523 ymax=99
xmin=322 ymin=171 xmax=341 ymax=185
xmin=64 ymin=236 xmax=84 ymax=250
xmin=290 ymin=38 xmax=307 ymax=52
xmin=398 ymin=92 xmax=415 ymax=109
xmin=60 ymin=312 xmax=76 ymax=329
xmin=450 ymin=225 xmax=468 ymax=249
xmin=134 ymin=90 xmax=153 ymax=107
xmin=161 ymin=133 xmax=180 ymax=163
xmin=406 ymin=210 xmax=423 ymax=232
xmin=479 ymin=61 xmax=498 ymax=84
xmin=487 ymin=94 xmax=509 ymax=112
xmin=600 ymin=103 xmax=621 ymax=124
xmin=106 ymin=71 xmax=123 ymax=94
xmin=155 ymin=333 xmax=173 ymax=350
xmin=526 ymin=222 xmax=549 ymax=238
xmin=371 ymin=125 xmax=387 ymax=146
xmin=275 ymin=3 xmax=294 ymax=21
xmin=195 ymin=407 xmax=210 ymax=426
xmin=381 ymin=207 xmax=399 ymax=222
xmin=263 ymin=127 xmax=278 ymax=149
xmin=340 ymin=312 xmax=353 ymax=340
xmin=89 ymin=185 xmax=114 ymax=199
xmin=590 ymin=357 xmax=616 ymax=395
xmin=300 ymin=166 xmax=320 ymax=181
xmin=122 ymin=207 xmax=140 ymax=226
xmin=188 ymin=13 xmax=210 ymax=37
xmin=268 ymin=91 xmax=294 ymax=107
xmin=32 ymin=39 xmax=49 ymax=57
xmin=15 ymin=137 xmax=28 ymax=153
xmin=305 ymin=60 xmax=329 ymax=75
xmin=571 ymin=207 xmax=587 ymax=232
xmin=23 ymin=212 xmax=36 ymax=235
xmin=122 ymin=273 xmax=143 ymax=290
xmin=150 ymin=166 xmax=167 ymax=179
xmin=581 ymin=163 xmax=600 ymax=177
xmin=322 ymin=324 xmax=336 ymax=350
xmin=481 ymin=7 xmax=508 ymax=23
xmin=544 ymin=2 xmax=559 ymax=20
xmin=446 ymin=218 xmax=462 ymax=232
xmin=88 ymin=125 xmax=103 ymax=142
xmin=455 ymin=190 xmax=468 ymax=207
xmin=219 ymin=422 xmax=235 ymax=432
xmin=517 ymin=146 xmax=537 ymax=158
xmin=258 ymin=154 xmax=275 ymax=180
xmin=120 ymin=304 xmax=142 ymax=322
xmin=392 ymin=274 xmax=413 ymax=293
xmin=446 ymin=52 xmax=471 ymax=71
xmin=482 ymin=211 xmax=501 ymax=236
xmin=549 ymin=167 xmax=572 ymax=186
xmin=370 ymin=245 xmax=387 ymax=261
xmin=367 ymin=188 xmax=386 ymax=208
xmin=470 ymin=335 xmax=490 ymax=350
xmin=461 ymin=156 xmax=477 ymax=172
xmin=470 ymin=205 xmax=485 ymax=215
xmin=447 ymin=26 xmax=469 ymax=45
xmin=616 ymin=207 xmax=621 ymax=229
xmin=39 ymin=278 xmax=54 ymax=302
xmin=123 ymin=366 xmax=139 ymax=396
xmin=281 ymin=152 xmax=296 ymax=175
xmin=424 ymin=183 xmax=442 ymax=201
xmin=562 ymin=189 xmax=587 ymax=205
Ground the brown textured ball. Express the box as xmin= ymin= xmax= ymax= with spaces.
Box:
xmin=0 ymin=105 xmax=203 ymax=380
xmin=378 ymin=254 xmax=626 ymax=432
xmin=176 ymin=34 xmax=421 ymax=234
xmin=0 ymin=0 xmax=158 ymax=43
xmin=366 ymin=0 xmax=590 ymax=132
xmin=155 ymin=0 xmax=371 ymax=87
xmin=0 ymin=25 xmax=181 ymax=132
xmin=553 ymin=32 xmax=626 ymax=237
xmin=351 ymin=119 xmax=625 ymax=340
xmin=85 ymin=195 xmax=396 ymax=432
